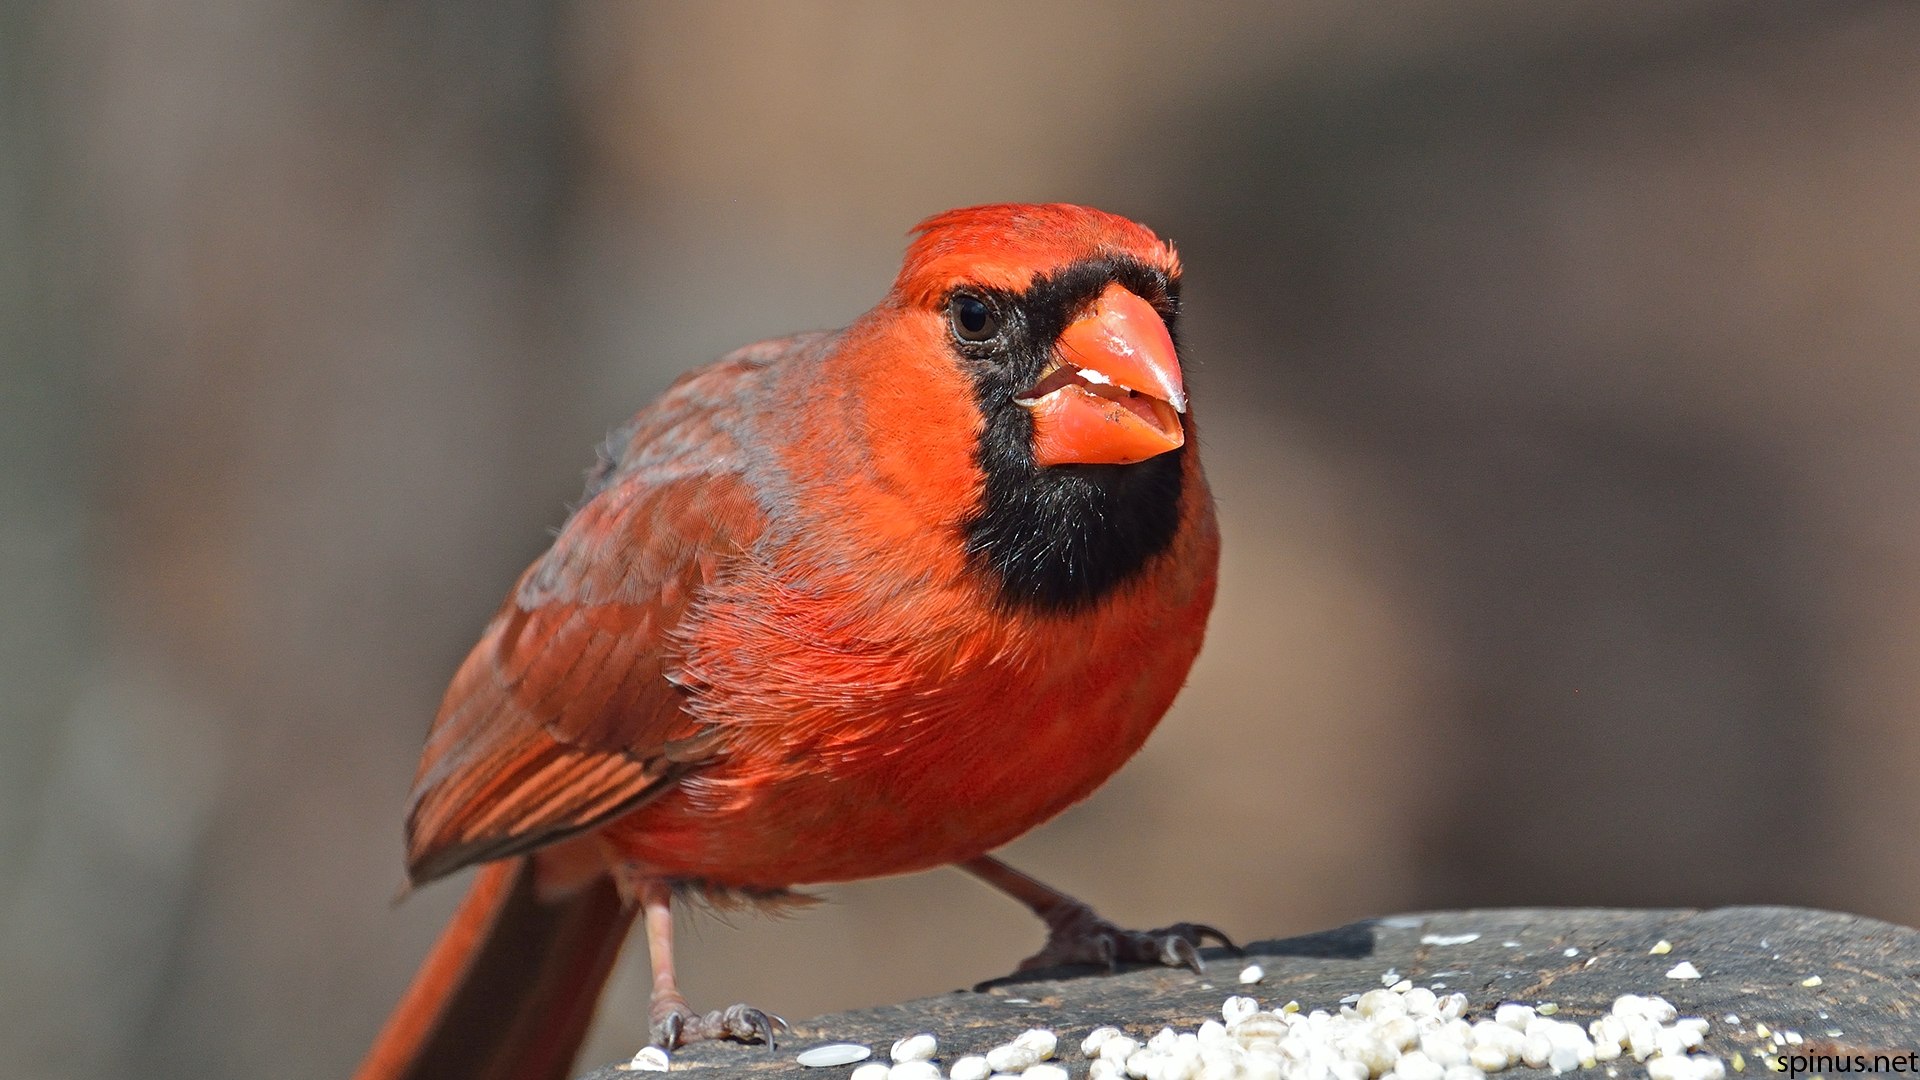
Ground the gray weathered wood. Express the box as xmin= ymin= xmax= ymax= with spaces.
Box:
xmin=580 ymin=907 xmax=1920 ymax=1077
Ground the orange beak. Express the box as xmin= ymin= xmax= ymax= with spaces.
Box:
xmin=1016 ymin=283 xmax=1186 ymax=467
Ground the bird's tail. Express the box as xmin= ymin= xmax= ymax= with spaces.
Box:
xmin=354 ymin=856 xmax=636 ymax=1080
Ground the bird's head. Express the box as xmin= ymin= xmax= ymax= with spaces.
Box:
xmin=895 ymin=202 xmax=1187 ymax=468
xmin=883 ymin=203 xmax=1197 ymax=612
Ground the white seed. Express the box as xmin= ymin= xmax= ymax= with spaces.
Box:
xmin=1438 ymin=993 xmax=1469 ymax=1020
xmin=1358 ymin=989 xmax=1408 ymax=1019
xmin=1014 ymin=1029 xmax=1058 ymax=1059
xmin=1521 ymin=1034 xmax=1552 ymax=1068
xmin=1421 ymin=933 xmax=1481 ymax=946
xmin=1082 ymin=1027 xmax=1123 ymax=1057
xmin=1693 ymin=1055 xmax=1729 ymax=1080
xmin=1627 ymin=1020 xmax=1659 ymax=1062
xmin=1495 ymin=1004 xmax=1534 ymax=1031
xmin=1441 ymin=1066 xmax=1485 ymax=1080
xmin=1222 ymin=996 xmax=1260 ymax=1025
xmin=1648 ymin=1056 xmax=1686 ymax=1080
xmin=1196 ymin=1020 xmax=1228 ymax=1046
xmin=1667 ymin=961 xmax=1702 ymax=980
xmin=1228 ymin=1016 xmax=1287 ymax=1045
xmin=1459 ymin=1022 xmax=1505 ymax=1053
xmin=850 ymin=1064 xmax=890 ymax=1080
xmin=951 ymin=1056 xmax=992 ymax=1080
xmin=1099 ymin=1036 xmax=1141 ymax=1064
xmin=1643 ymin=997 xmax=1679 ymax=1023
xmin=1611 ymin=994 xmax=1647 ymax=1019
xmin=1243 ymin=1060 xmax=1283 ymax=1080
xmin=1331 ymin=1060 xmax=1370 ymax=1080
xmin=1147 ymin=1027 xmax=1179 ymax=1053
xmin=1380 ymin=1015 xmax=1421 ymax=1052
xmin=1023 ymin=1065 xmax=1069 ymax=1080
xmin=892 ymin=1034 xmax=938 ymax=1063
xmin=1349 ymin=1036 xmax=1401 ymax=1076
xmin=1088 ymin=1061 xmax=1122 ymax=1080
xmin=888 ymin=1064 xmax=940 ymax=1080
xmin=986 ymin=1045 xmax=1039 ymax=1073
xmin=1403 ymin=988 xmax=1440 ymax=1017
xmin=1549 ymin=1024 xmax=1591 ymax=1054
xmin=1395 ymin=1050 xmax=1445 ymax=1080
xmin=1495 ymin=1024 xmax=1530 ymax=1057
xmin=1548 ymin=1046 xmax=1583 ymax=1074
xmin=627 ymin=1046 xmax=671 ymax=1072
xmin=1239 ymin=964 xmax=1266 ymax=985
xmin=1468 ymin=1045 xmax=1510 ymax=1072
xmin=1420 ymin=1032 xmax=1470 ymax=1068
xmin=796 ymin=1043 xmax=872 ymax=1068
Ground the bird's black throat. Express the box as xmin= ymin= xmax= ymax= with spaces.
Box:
xmin=967 ymin=428 xmax=1186 ymax=614
xmin=958 ymin=257 xmax=1187 ymax=614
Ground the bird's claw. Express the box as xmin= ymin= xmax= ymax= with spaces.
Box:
xmin=1158 ymin=921 xmax=1241 ymax=969
xmin=1018 ymin=906 xmax=1239 ymax=975
xmin=651 ymin=999 xmax=788 ymax=1050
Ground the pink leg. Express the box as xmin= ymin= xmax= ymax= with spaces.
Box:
xmin=638 ymin=879 xmax=784 ymax=1048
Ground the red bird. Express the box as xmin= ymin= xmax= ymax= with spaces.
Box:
xmin=356 ymin=203 xmax=1224 ymax=1080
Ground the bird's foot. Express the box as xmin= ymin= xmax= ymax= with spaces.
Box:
xmin=650 ymin=996 xmax=787 ymax=1049
xmin=1020 ymin=902 xmax=1238 ymax=974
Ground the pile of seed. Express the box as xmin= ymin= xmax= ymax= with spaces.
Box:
xmin=632 ymin=969 xmax=1732 ymax=1079
xmin=1064 ymin=985 xmax=1724 ymax=1080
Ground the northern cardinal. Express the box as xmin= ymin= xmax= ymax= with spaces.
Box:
xmin=355 ymin=203 xmax=1225 ymax=1080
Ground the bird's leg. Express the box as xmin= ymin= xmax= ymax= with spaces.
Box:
xmin=635 ymin=879 xmax=785 ymax=1049
xmin=959 ymin=855 xmax=1237 ymax=975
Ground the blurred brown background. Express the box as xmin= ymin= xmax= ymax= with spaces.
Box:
xmin=6 ymin=2 xmax=1919 ymax=1077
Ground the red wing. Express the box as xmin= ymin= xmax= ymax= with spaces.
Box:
xmin=402 ymin=351 xmax=786 ymax=884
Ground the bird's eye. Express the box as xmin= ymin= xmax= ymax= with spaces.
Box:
xmin=948 ymin=293 xmax=1000 ymax=343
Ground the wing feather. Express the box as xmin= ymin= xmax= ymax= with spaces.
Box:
xmin=403 ymin=350 xmax=783 ymax=884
